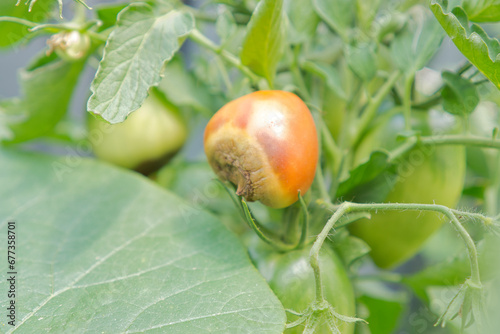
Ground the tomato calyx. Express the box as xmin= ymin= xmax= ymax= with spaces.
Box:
xmin=285 ymin=299 xmax=365 ymax=334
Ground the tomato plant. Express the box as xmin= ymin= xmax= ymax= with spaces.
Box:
xmin=1 ymin=0 xmax=500 ymax=333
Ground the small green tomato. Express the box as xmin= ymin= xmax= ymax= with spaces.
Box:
xmin=88 ymin=92 xmax=187 ymax=174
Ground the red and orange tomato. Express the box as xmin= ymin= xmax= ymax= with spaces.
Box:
xmin=204 ymin=90 xmax=318 ymax=208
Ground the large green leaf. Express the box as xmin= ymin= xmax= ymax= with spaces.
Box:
xmin=240 ymin=0 xmax=285 ymax=87
xmin=0 ymin=149 xmax=286 ymax=333
xmin=0 ymin=53 xmax=86 ymax=143
xmin=463 ymin=0 xmax=500 ymax=22
xmin=87 ymin=4 xmax=194 ymax=124
xmin=431 ymin=1 xmax=500 ymax=89
xmin=0 ymin=0 xmax=53 ymax=48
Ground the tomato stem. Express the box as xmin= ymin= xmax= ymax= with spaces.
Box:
xmin=319 ymin=201 xmax=484 ymax=287
xmin=419 ymin=135 xmax=500 ymax=150
xmin=351 ymin=71 xmax=401 ymax=146
xmin=290 ymin=45 xmax=311 ymax=101
xmin=189 ymin=29 xmax=261 ymax=85
xmin=309 ymin=204 xmax=350 ymax=304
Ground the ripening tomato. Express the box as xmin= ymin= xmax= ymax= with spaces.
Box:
xmin=88 ymin=91 xmax=187 ymax=175
xmin=204 ymin=90 xmax=319 ymax=208
xmin=348 ymin=111 xmax=466 ymax=268
xmin=248 ymin=238 xmax=356 ymax=334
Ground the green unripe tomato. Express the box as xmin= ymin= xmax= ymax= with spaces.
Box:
xmin=348 ymin=111 xmax=466 ymax=268
xmin=47 ymin=31 xmax=91 ymax=62
xmin=88 ymin=92 xmax=187 ymax=174
xmin=248 ymin=239 xmax=356 ymax=334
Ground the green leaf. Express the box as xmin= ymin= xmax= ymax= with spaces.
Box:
xmin=402 ymin=251 xmax=471 ymax=303
xmin=336 ymin=151 xmax=398 ymax=203
xmin=329 ymin=229 xmax=371 ymax=268
xmin=0 ymin=148 xmax=286 ymax=333
xmin=301 ymin=61 xmax=346 ymax=99
xmin=284 ymin=0 xmax=319 ymax=43
xmin=240 ymin=0 xmax=285 ymax=87
xmin=312 ymin=0 xmax=354 ymax=40
xmin=94 ymin=2 xmax=129 ymax=31
xmin=346 ymin=42 xmax=377 ymax=81
xmin=0 ymin=53 xmax=85 ymax=143
xmin=158 ymin=57 xmax=222 ymax=116
xmin=355 ymin=0 xmax=381 ymax=33
xmin=390 ymin=15 xmax=444 ymax=73
xmin=355 ymin=280 xmax=407 ymax=334
xmin=216 ymin=9 xmax=236 ymax=46
xmin=87 ymin=4 xmax=194 ymax=124
xmin=441 ymin=71 xmax=479 ymax=116
xmin=157 ymin=161 xmax=238 ymax=216
xmin=463 ymin=0 xmax=500 ymax=22
xmin=358 ymin=294 xmax=405 ymax=334
xmin=431 ymin=1 xmax=500 ymax=89
xmin=0 ymin=0 xmax=53 ymax=48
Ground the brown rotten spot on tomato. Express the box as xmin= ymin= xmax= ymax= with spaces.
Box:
xmin=204 ymin=90 xmax=319 ymax=208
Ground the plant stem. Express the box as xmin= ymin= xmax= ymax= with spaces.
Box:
xmin=351 ymin=71 xmax=401 ymax=146
xmin=412 ymin=93 xmax=440 ymax=110
xmin=403 ymin=74 xmax=414 ymax=131
xmin=189 ymin=29 xmax=260 ymax=85
xmin=485 ymin=151 xmax=500 ymax=216
xmin=290 ymin=45 xmax=311 ymax=101
xmin=387 ymin=136 xmax=418 ymax=162
xmin=313 ymin=161 xmax=331 ymax=204
xmin=0 ymin=16 xmax=37 ymax=28
xmin=419 ymin=135 xmax=500 ymax=150
xmin=309 ymin=204 xmax=350 ymax=303
xmin=320 ymin=121 xmax=343 ymax=175
xmin=354 ymin=272 xmax=403 ymax=284
xmin=319 ymin=201 xmax=483 ymax=286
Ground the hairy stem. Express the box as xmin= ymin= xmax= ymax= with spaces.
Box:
xmin=419 ymin=135 xmax=500 ymax=150
xmin=309 ymin=204 xmax=350 ymax=303
xmin=320 ymin=201 xmax=483 ymax=286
